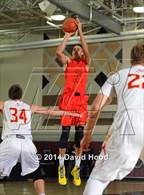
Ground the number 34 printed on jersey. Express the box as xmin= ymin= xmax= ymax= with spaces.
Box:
xmin=10 ymin=108 xmax=27 ymax=123
xmin=128 ymin=74 xmax=144 ymax=89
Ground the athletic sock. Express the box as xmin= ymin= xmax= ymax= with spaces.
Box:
xmin=75 ymin=156 xmax=81 ymax=168
xmin=59 ymin=156 xmax=65 ymax=167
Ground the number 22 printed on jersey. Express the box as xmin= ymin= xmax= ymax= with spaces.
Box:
xmin=128 ymin=74 xmax=144 ymax=89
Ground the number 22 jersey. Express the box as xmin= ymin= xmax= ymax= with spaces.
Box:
xmin=100 ymin=65 xmax=144 ymax=112
xmin=2 ymin=100 xmax=31 ymax=140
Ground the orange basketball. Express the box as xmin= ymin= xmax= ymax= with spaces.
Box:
xmin=63 ymin=18 xmax=77 ymax=33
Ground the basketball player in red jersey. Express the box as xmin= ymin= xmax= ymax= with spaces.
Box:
xmin=56 ymin=18 xmax=90 ymax=186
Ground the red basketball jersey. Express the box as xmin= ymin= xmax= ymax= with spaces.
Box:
xmin=63 ymin=59 xmax=88 ymax=94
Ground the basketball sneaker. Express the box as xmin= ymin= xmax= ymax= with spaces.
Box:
xmin=71 ymin=166 xmax=81 ymax=186
xmin=58 ymin=166 xmax=67 ymax=185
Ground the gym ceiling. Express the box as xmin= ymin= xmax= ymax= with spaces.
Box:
xmin=0 ymin=0 xmax=144 ymax=49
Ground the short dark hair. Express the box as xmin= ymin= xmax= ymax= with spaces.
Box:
xmin=8 ymin=84 xmax=23 ymax=100
xmin=131 ymin=44 xmax=144 ymax=65
xmin=73 ymin=44 xmax=82 ymax=48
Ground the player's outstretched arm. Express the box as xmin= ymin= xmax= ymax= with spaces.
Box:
xmin=76 ymin=18 xmax=90 ymax=64
xmin=80 ymin=94 xmax=108 ymax=150
xmin=56 ymin=33 xmax=73 ymax=65
xmin=31 ymin=105 xmax=80 ymax=117
xmin=0 ymin=101 xmax=4 ymax=112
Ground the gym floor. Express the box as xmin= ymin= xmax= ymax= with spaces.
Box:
xmin=0 ymin=179 xmax=143 ymax=195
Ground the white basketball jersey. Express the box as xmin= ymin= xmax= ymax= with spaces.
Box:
xmin=101 ymin=65 xmax=144 ymax=112
xmin=2 ymin=100 xmax=31 ymax=140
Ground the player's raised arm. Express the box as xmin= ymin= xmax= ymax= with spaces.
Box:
xmin=31 ymin=105 xmax=80 ymax=117
xmin=76 ymin=18 xmax=90 ymax=64
xmin=0 ymin=101 xmax=4 ymax=112
xmin=56 ymin=33 xmax=73 ymax=66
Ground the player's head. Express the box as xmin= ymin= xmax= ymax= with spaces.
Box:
xmin=72 ymin=44 xmax=84 ymax=60
xmin=8 ymin=84 xmax=23 ymax=100
xmin=131 ymin=43 xmax=144 ymax=65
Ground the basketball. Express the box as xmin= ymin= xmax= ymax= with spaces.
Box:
xmin=63 ymin=18 xmax=77 ymax=33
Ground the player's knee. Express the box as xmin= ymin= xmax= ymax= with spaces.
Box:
xmin=59 ymin=126 xmax=70 ymax=148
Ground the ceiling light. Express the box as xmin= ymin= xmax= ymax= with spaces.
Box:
xmin=39 ymin=0 xmax=56 ymax=15
xmin=133 ymin=6 xmax=144 ymax=13
xmin=51 ymin=14 xmax=66 ymax=21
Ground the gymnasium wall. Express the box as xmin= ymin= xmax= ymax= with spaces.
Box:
xmin=122 ymin=39 xmax=138 ymax=68
xmin=0 ymin=49 xmax=43 ymax=102
xmin=0 ymin=38 xmax=141 ymax=140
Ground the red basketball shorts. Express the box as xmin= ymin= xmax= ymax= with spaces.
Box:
xmin=59 ymin=93 xmax=88 ymax=126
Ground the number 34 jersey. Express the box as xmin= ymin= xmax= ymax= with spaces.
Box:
xmin=100 ymin=65 xmax=144 ymax=112
xmin=2 ymin=100 xmax=31 ymax=140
